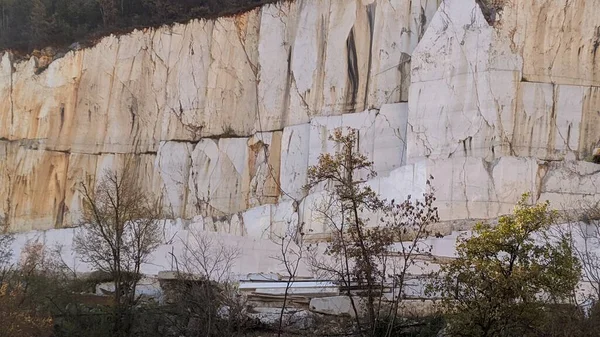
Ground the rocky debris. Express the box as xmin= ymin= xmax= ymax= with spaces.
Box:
xmin=247 ymin=273 xmax=284 ymax=281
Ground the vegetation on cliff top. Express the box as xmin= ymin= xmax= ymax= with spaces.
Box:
xmin=0 ymin=0 xmax=279 ymax=53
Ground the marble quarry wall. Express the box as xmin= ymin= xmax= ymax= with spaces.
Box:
xmin=0 ymin=0 xmax=438 ymax=233
xmin=1 ymin=0 xmax=600 ymax=276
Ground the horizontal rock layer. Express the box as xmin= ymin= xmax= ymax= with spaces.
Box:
xmin=2 ymin=0 xmax=600 ymax=238
xmin=0 ymin=104 xmax=409 ymax=231
xmin=0 ymin=0 xmax=438 ymax=148
xmin=0 ymin=0 xmax=440 ymax=232
xmin=408 ymin=0 xmax=600 ymax=163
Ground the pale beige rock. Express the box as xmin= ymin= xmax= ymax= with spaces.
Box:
xmin=309 ymin=296 xmax=363 ymax=317
xmin=0 ymin=0 xmax=439 ymax=232
xmin=581 ymin=88 xmax=600 ymax=157
xmin=0 ymin=142 xmax=69 ymax=231
xmin=279 ymin=123 xmax=311 ymax=201
xmin=156 ymin=142 xmax=193 ymax=217
xmin=62 ymin=153 xmax=98 ymax=227
xmin=184 ymin=133 xmax=282 ymax=218
xmin=539 ymin=161 xmax=600 ymax=208
xmin=5 ymin=0 xmax=600 ymax=237
xmin=186 ymin=138 xmax=249 ymax=217
xmin=247 ymin=132 xmax=282 ymax=208
xmin=515 ymin=0 xmax=600 ymax=86
xmin=370 ymin=156 xmax=539 ymax=222
xmin=408 ymin=0 xmax=600 ymax=163
xmin=513 ymin=83 xmax=585 ymax=160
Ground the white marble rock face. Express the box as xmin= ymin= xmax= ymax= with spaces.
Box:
xmin=3 ymin=0 xmax=600 ymax=287
xmin=407 ymin=0 xmax=600 ymax=164
xmin=0 ymin=0 xmax=438 ymax=232
xmin=2 ymin=0 xmax=600 ymax=246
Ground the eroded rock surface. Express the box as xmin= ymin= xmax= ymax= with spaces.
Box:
xmin=0 ymin=0 xmax=438 ymax=231
xmin=1 ymin=0 xmax=600 ymax=241
xmin=408 ymin=0 xmax=600 ymax=163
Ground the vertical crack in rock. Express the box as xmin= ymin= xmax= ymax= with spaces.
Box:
xmin=418 ymin=5 xmax=428 ymax=40
xmin=461 ymin=157 xmax=471 ymax=219
xmin=152 ymin=27 xmax=174 ymax=133
xmin=394 ymin=52 xmax=411 ymax=103
xmin=104 ymin=41 xmax=122 ymax=147
xmin=59 ymin=104 xmax=65 ymax=132
xmin=282 ymin=47 xmax=293 ymax=128
xmin=364 ymin=2 xmax=376 ymax=110
xmin=409 ymin=122 xmax=433 ymax=158
xmin=346 ymin=28 xmax=359 ymax=112
xmin=475 ymin=0 xmax=505 ymax=25
xmin=3 ymin=149 xmax=13 ymax=229
xmin=9 ymin=54 xmax=14 ymax=133
xmin=235 ymin=14 xmax=259 ymax=76
xmin=129 ymin=96 xmax=138 ymax=134
xmin=535 ymin=161 xmax=549 ymax=202
xmin=548 ymin=3 xmax=569 ymax=77
xmin=482 ymin=159 xmax=501 ymax=211
xmin=247 ymin=139 xmax=263 ymax=205
xmin=183 ymin=147 xmax=193 ymax=216
xmin=55 ymin=154 xmax=70 ymax=229
xmin=290 ymin=73 xmax=312 ymax=115
xmin=551 ymin=87 xmax=575 ymax=156
xmin=509 ymin=85 xmax=521 ymax=158
xmin=592 ymin=27 xmax=600 ymax=58
xmin=442 ymin=6 xmax=496 ymax=159
xmin=487 ymin=66 xmax=516 ymax=157
xmin=312 ymin=5 xmax=330 ymax=116
xmin=547 ymin=84 xmax=558 ymax=156
xmin=492 ymin=94 xmax=514 ymax=156
xmin=378 ymin=111 xmax=407 ymax=147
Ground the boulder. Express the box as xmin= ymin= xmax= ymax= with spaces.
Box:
xmin=309 ymin=296 xmax=364 ymax=317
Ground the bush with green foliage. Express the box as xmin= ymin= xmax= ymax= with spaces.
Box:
xmin=429 ymin=194 xmax=581 ymax=337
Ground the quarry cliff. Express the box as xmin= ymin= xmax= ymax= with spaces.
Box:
xmin=0 ymin=0 xmax=599 ymax=246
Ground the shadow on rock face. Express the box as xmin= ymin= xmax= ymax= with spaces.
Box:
xmin=475 ymin=0 xmax=506 ymax=25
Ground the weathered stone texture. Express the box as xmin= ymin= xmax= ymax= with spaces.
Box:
xmin=407 ymin=0 xmax=600 ymax=163
xmin=2 ymin=0 xmax=600 ymax=240
xmin=0 ymin=0 xmax=438 ymax=232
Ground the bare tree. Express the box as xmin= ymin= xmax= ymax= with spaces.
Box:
xmin=179 ymin=230 xmax=240 ymax=283
xmin=304 ymin=128 xmax=383 ymax=334
xmin=271 ymin=223 xmax=306 ymax=337
xmin=74 ymin=165 xmax=164 ymax=337
xmin=304 ymin=128 xmax=437 ymax=336
xmin=560 ymin=202 xmax=600 ymax=305
xmin=169 ymin=229 xmax=243 ymax=337
xmin=380 ymin=189 xmax=438 ymax=337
